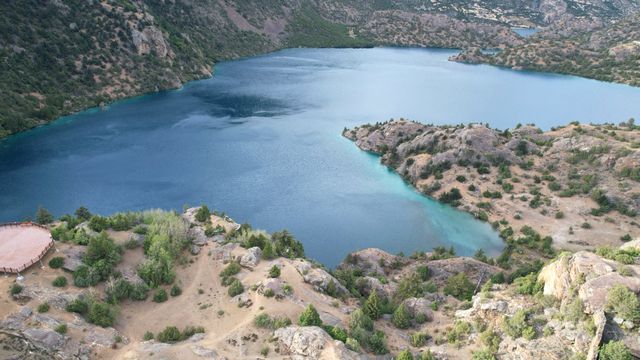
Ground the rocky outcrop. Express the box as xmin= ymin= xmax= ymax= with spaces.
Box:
xmin=295 ymin=260 xmax=348 ymax=296
xmin=403 ymin=297 xmax=434 ymax=321
xmin=538 ymin=251 xmax=640 ymax=313
xmin=240 ymin=247 xmax=262 ymax=268
xmin=274 ymin=326 xmax=362 ymax=360
xmin=131 ymin=26 xmax=174 ymax=59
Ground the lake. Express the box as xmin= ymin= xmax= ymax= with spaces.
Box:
xmin=2 ymin=47 xmax=640 ymax=266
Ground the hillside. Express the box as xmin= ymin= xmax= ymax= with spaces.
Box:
xmin=344 ymin=119 xmax=640 ymax=260
xmin=452 ymin=13 xmax=640 ymax=86
xmin=2 ymin=0 xmax=640 ymax=138
xmin=2 ymin=205 xmax=640 ymax=359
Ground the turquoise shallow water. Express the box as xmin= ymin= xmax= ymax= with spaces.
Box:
xmin=2 ymin=47 xmax=640 ymax=266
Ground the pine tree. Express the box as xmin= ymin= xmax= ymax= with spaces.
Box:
xmin=299 ymin=304 xmax=322 ymax=326
xmin=36 ymin=206 xmax=53 ymax=224
xmin=364 ymin=289 xmax=382 ymax=320
xmin=392 ymin=304 xmax=411 ymax=329
xmin=262 ymin=241 xmax=275 ymax=259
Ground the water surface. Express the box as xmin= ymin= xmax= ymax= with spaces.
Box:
xmin=2 ymin=48 xmax=640 ymax=266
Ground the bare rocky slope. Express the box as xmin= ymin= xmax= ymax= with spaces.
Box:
xmin=2 ymin=0 xmax=640 ymax=138
xmin=3 ymin=205 xmax=640 ymax=359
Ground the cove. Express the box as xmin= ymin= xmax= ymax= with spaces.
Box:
xmin=2 ymin=47 xmax=640 ymax=266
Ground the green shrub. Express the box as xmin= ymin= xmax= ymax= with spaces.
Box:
xmin=228 ymin=279 xmax=244 ymax=297
xmin=599 ymin=341 xmax=632 ymax=360
xmin=106 ymin=278 xmax=133 ymax=303
xmin=606 ymin=285 xmax=640 ymax=323
xmin=392 ymin=304 xmax=412 ymax=329
xmin=446 ymin=320 xmax=471 ymax=344
xmin=130 ymin=282 xmax=150 ymax=301
xmin=37 ymin=303 xmax=50 ymax=313
xmin=349 ymin=309 xmax=373 ymax=332
xmin=479 ymin=327 xmax=501 ymax=353
xmin=195 ymin=205 xmax=211 ymax=223
xmin=157 ymin=326 xmax=182 ymax=343
xmin=170 ymin=284 xmax=182 ymax=297
xmin=10 ymin=283 xmax=23 ymax=295
xmin=299 ymin=304 xmax=322 ymax=326
xmin=143 ymin=331 xmax=154 ymax=341
xmin=621 ymin=234 xmax=632 ymax=242
xmin=472 ymin=349 xmax=497 ymax=360
xmin=367 ymin=330 xmax=389 ymax=354
xmin=66 ymin=298 xmax=89 ymax=314
xmin=86 ymin=300 xmax=118 ymax=327
xmin=153 ymin=289 xmax=168 ymax=303
xmin=264 ymin=288 xmax=275 ymax=297
xmin=410 ymin=332 xmax=429 ymax=347
xmin=364 ymin=290 xmax=382 ymax=320
xmin=55 ymin=324 xmax=68 ymax=334
xmin=443 ymin=273 xmax=474 ymax=301
xmin=52 ymin=276 xmax=68 ymax=287
xmin=48 ymin=256 xmax=65 ymax=269
xmin=254 ymin=313 xmax=292 ymax=329
xmin=513 ymin=273 xmax=543 ymax=295
xmin=220 ymin=262 xmax=241 ymax=278
xmin=396 ymin=349 xmax=414 ymax=360
xmin=563 ymin=297 xmax=585 ymax=323
xmin=268 ymin=265 xmax=281 ymax=278
xmin=502 ymin=309 xmax=531 ymax=338
xmin=416 ymin=265 xmax=431 ymax=281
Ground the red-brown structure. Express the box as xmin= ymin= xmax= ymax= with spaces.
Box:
xmin=0 ymin=222 xmax=54 ymax=274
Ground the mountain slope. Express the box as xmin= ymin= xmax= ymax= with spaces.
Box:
xmin=1 ymin=0 xmax=639 ymax=138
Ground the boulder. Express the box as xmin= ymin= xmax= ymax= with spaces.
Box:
xmin=274 ymin=326 xmax=362 ymax=360
xmin=23 ymin=328 xmax=66 ymax=351
xmin=240 ymin=247 xmax=262 ymax=268
xmin=295 ymin=260 xmax=348 ymax=296
xmin=62 ymin=246 xmax=85 ymax=272
xmin=403 ymin=297 xmax=434 ymax=321
xmin=191 ymin=245 xmax=202 ymax=255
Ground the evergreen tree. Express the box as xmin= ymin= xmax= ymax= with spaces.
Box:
xmin=75 ymin=206 xmax=92 ymax=221
xmin=364 ymin=289 xmax=382 ymax=320
xmin=262 ymin=241 xmax=275 ymax=259
xmin=299 ymin=304 xmax=322 ymax=326
xmin=36 ymin=206 xmax=53 ymax=224
xmin=392 ymin=304 xmax=411 ymax=329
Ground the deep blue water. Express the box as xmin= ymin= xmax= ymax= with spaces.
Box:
xmin=2 ymin=47 xmax=640 ymax=266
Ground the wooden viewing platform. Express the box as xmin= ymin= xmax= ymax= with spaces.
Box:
xmin=0 ymin=222 xmax=53 ymax=274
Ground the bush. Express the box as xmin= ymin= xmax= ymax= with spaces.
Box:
xmin=606 ymin=285 xmax=640 ymax=323
xmin=268 ymin=265 xmax=281 ymax=278
xmin=397 ymin=349 xmax=414 ymax=360
xmin=10 ymin=284 xmax=23 ymax=295
xmin=195 ymin=205 xmax=211 ymax=223
xmin=410 ymin=332 xmax=429 ymax=347
xmin=443 ymin=273 xmax=474 ymax=301
xmin=621 ymin=234 xmax=632 ymax=242
xmin=86 ymin=300 xmax=118 ymax=327
xmin=364 ymin=290 xmax=382 ymax=320
xmin=55 ymin=324 xmax=68 ymax=334
xmin=153 ymin=289 xmax=168 ymax=303
xmin=143 ymin=331 xmax=154 ymax=341
xmin=368 ymin=330 xmax=389 ymax=354
xmin=157 ymin=326 xmax=182 ymax=343
xmin=349 ymin=309 xmax=373 ymax=332
xmin=66 ymin=298 xmax=89 ymax=314
xmin=472 ymin=349 xmax=497 ymax=360
xmin=254 ymin=313 xmax=292 ymax=329
xmin=599 ymin=341 xmax=632 ymax=360
xmin=220 ymin=262 xmax=241 ymax=278
xmin=480 ymin=327 xmax=501 ymax=353
xmin=106 ymin=278 xmax=133 ymax=303
xmin=170 ymin=284 xmax=182 ymax=297
xmin=37 ymin=303 xmax=50 ymax=313
xmin=228 ymin=279 xmax=244 ymax=297
xmin=513 ymin=273 xmax=543 ymax=295
xmin=392 ymin=304 xmax=411 ymax=329
xmin=416 ymin=265 xmax=431 ymax=281
xmin=129 ymin=282 xmax=150 ymax=301
xmin=73 ymin=265 xmax=101 ymax=287
xmin=299 ymin=304 xmax=322 ymax=326
xmin=502 ymin=309 xmax=531 ymax=338
xmin=52 ymin=276 xmax=68 ymax=287
xmin=48 ymin=256 xmax=65 ymax=269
